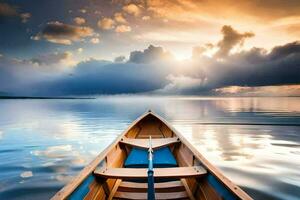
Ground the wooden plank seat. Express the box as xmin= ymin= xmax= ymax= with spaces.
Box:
xmin=119 ymin=137 xmax=180 ymax=149
xmin=118 ymin=181 xmax=186 ymax=193
xmin=94 ymin=166 xmax=207 ymax=179
xmin=114 ymin=191 xmax=189 ymax=200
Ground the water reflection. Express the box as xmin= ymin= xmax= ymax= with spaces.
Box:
xmin=0 ymin=130 xmax=3 ymax=140
xmin=0 ymin=97 xmax=299 ymax=200
xmin=174 ymin=124 xmax=300 ymax=199
xmin=20 ymin=171 xmax=33 ymax=178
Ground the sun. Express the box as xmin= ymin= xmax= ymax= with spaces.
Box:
xmin=172 ymin=50 xmax=191 ymax=61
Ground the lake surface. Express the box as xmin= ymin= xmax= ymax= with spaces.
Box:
xmin=0 ymin=96 xmax=299 ymax=200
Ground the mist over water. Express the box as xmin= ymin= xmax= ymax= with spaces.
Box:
xmin=0 ymin=97 xmax=299 ymax=200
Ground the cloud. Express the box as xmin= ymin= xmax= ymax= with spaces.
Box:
xmin=98 ymin=17 xmax=115 ymax=30
xmin=33 ymin=21 xmax=94 ymax=45
xmin=114 ymin=12 xmax=127 ymax=24
xmin=142 ymin=16 xmax=150 ymax=21
xmin=40 ymin=59 xmax=170 ymax=95
xmin=0 ymin=45 xmax=174 ymax=96
xmin=215 ymin=25 xmax=254 ymax=58
xmin=129 ymin=45 xmax=173 ymax=63
xmin=90 ymin=37 xmax=100 ymax=44
xmin=0 ymin=2 xmax=18 ymax=18
xmin=20 ymin=12 xmax=31 ymax=23
xmin=77 ymin=48 xmax=83 ymax=53
xmin=79 ymin=9 xmax=87 ymax=14
xmin=30 ymin=51 xmax=76 ymax=67
xmin=192 ymin=44 xmax=214 ymax=59
xmin=194 ymin=41 xmax=300 ymax=92
xmin=123 ymin=4 xmax=141 ymax=16
xmin=0 ymin=2 xmax=31 ymax=23
xmin=191 ymin=26 xmax=254 ymax=59
xmin=0 ymin=54 xmax=65 ymax=95
xmin=268 ymin=41 xmax=300 ymax=60
xmin=114 ymin=56 xmax=126 ymax=62
xmin=147 ymin=0 xmax=300 ymax=23
xmin=156 ymin=75 xmax=206 ymax=94
xmin=115 ymin=25 xmax=131 ymax=33
xmin=73 ymin=17 xmax=86 ymax=25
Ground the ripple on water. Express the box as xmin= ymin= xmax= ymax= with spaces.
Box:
xmin=20 ymin=171 xmax=33 ymax=178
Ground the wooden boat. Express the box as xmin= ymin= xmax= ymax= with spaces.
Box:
xmin=52 ymin=110 xmax=252 ymax=200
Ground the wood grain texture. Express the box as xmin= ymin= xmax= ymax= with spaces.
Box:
xmin=107 ymin=179 xmax=122 ymax=200
xmin=94 ymin=166 xmax=207 ymax=179
xmin=136 ymin=118 xmax=164 ymax=138
xmin=114 ymin=191 xmax=189 ymax=200
xmin=181 ymin=178 xmax=196 ymax=200
xmin=198 ymin=179 xmax=222 ymax=200
xmin=118 ymin=181 xmax=185 ymax=193
xmin=119 ymin=137 xmax=180 ymax=149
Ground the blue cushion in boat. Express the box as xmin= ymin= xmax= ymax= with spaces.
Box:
xmin=124 ymin=147 xmax=177 ymax=168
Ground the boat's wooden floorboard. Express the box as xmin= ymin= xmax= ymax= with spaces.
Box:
xmin=113 ymin=191 xmax=189 ymax=200
xmin=137 ymin=120 xmax=164 ymax=138
xmin=84 ymin=179 xmax=224 ymax=200
xmin=118 ymin=181 xmax=185 ymax=193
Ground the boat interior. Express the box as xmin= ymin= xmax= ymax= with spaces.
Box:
xmin=57 ymin=113 xmax=247 ymax=200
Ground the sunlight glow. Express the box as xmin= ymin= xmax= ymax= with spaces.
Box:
xmin=173 ymin=50 xmax=192 ymax=61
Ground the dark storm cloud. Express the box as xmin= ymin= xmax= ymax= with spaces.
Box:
xmin=267 ymin=41 xmax=300 ymax=60
xmin=129 ymin=45 xmax=173 ymax=63
xmin=0 ymin=45 xmax=173 ymax=96
xmin=182 ymin=41 xmax=300 ymax=94
xmin=114 ymin=56 xmax=126 ymax=62
xmin=33 ymin=21 xmax=94 ymax=45
xmin=38 ymin=59 xmax=170 ymax=95
xmin=215 ymin=25 xmax=254 ymax=58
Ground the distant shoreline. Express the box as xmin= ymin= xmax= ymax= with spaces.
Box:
xmin=0 ymin=96 xmax=95 ymax=99
xmin=0 ymin=95 xmax=299 ymax=99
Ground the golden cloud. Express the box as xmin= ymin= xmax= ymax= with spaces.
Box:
xmin=90 ymin=37 xmax=100 ymax=44
xmin=74 ymin=17 xmax=86 ymax=25
xmin=98 ymin=17 xmax=115 ymax=30
xmin=115 ymin=25 xmax=131 ymax=33
xmin=123 ymin=4 xmax=141 ymax=16
xmin=147 ymin=0 xmax=300 ymax=22
xmin=114 ymin=12 xmax=127 ymax=24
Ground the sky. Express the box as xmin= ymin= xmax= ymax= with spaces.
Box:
xmin=0 ymin=0 xmax=300 ymax=96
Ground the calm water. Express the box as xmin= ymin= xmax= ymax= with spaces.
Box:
xmin=0 ymin=97 xmax=299 ymax=200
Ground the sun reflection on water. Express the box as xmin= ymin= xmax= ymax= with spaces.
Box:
xmin=173 ymin=123 xmax=300 ymax=199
